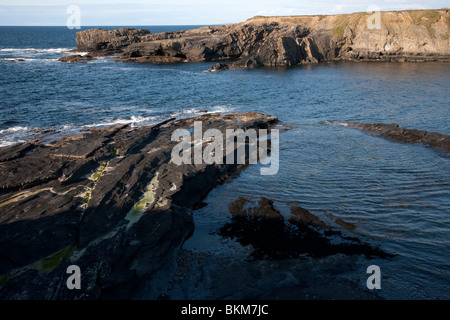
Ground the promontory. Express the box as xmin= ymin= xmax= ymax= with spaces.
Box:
xmin=72 ymin=9 xmax=450 ymax=68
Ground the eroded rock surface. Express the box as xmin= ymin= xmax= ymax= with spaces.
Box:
xmin=0 ymin=112 xmax=277 ymax=299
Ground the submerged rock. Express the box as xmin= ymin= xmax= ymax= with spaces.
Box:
xmin=58 ymin=55 xmax=95 ymax=63
xmin=218 ymin=197 xmax=393 ymax=260
xmin=340 ymin=121 xmax=450 ymax=153
xmin=207 ymin=63 xmax=230 ymax=72
xmin=0 ymin=112 xmax=277 ymax=299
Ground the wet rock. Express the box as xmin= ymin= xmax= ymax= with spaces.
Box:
xmin=218 ymin=197 xmax=393 ymax=260
xmin=58 ymin=55 xmax=95 ymax=63
xmin=160 ymin=249 xmax=382 ymax=300
xmin=289 ymin=205 xmax=329 ymax=228
xmin=0 ymin=112 xmax=278 ymax=299
xmin=340 ymin=121 xmax=450 ymax=153
xmin=207 ymin=63 xmax=229 ymax=72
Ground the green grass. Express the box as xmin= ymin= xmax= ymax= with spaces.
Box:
xmin=332 ymin=25 xmax=345 ymax=37
xmin=331 ymin=13 xmax=367 ymax=37
xmin=408 ymin=10 xmax=442 ymax=37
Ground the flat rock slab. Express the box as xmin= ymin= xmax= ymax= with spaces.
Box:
xmin=339 ymin=121 xmax=450 ymax=153
xmin=0 ymin=112 xmax=277 ymax=299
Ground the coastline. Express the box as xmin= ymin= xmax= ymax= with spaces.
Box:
xmin=0 ymin=112 xmax=279 ymax=299
xmin=1 ymin=17 xmax=450 ymax=300
xmin=68 ymin=9 xmax=450 ymax=68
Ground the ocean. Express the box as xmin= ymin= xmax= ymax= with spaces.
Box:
xmin=0 ymin=26 xmax=449 ymax=299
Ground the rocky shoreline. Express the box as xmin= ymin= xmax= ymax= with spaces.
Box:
xmin=66 ymin=9 xmax=450 ymax=69
xmin=0 ymin=112 xmax=278 ymax=299
xmin=0 ymin=112 xmax=399 ymax=300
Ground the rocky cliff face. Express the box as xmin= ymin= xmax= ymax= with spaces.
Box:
xmin=74 ymin=9 xmax=450 ymax=68
xmin=76 ymin=28 xmax=151 ymax=53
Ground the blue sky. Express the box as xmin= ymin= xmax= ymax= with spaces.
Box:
xmin=0 ymin=0 xmax=448 ymax=26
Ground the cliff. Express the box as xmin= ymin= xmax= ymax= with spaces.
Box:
xmin=74 ymin=9 xmax=450 ymax=68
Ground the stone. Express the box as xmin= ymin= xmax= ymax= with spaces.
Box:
xmin=58 ymin=55 xmax=95 ymax=63
xmin=341 ymin=121 xmax=450 ymax=153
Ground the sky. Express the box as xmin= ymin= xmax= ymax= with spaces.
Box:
xmin=0 ymin=0 xmax=448 ymax=26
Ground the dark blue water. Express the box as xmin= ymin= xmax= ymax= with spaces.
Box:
xmin=1 ymin=27 xmax=449 ymax=299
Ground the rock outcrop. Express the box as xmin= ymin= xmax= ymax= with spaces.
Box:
xmin=73 ymin=9 xmax=450 ymax=68
xmin=339 ymin=121 xmax=450 ymax=152
xmin=0 ymin=112 xmax=277 ymax=299
xmin=58 ymin=55 xmax=94 ymax=63
xmin=207 ymin=62 xmax=230 ymax=72
xmin=219 ymin=197 xmax=392 ymax=260
xmin=75 ymin=28 xmax=151 ymax=54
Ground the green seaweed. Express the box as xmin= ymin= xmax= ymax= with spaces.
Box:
xmin=90 ymin=162 xmax=108 ymax=183
xmin=0 ymin=272 xmax=12 ymax=287
xmin=109 ymin=144 xmax=119 ymax=156
xmin=83 ymin=187 xmax=92 ymax=209
xmin=33 ymin=245 xmax=75 ymax=273
xmin=126 ymin=172 xmax=160 ymax=225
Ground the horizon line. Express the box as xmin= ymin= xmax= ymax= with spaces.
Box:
xmin=0 ymin=7 xmax=448 ymax=27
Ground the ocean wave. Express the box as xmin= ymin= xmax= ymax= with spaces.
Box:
xmin=0 ymin=126 xmax=30 ymax=134
xmin=208 ymin=105 xmax=235 ymax=113
xmin=0 ymin=48 xmax=73 ymax=54
xmin=0 ymin=126 xmax=31 ymax=147
xmin=81 ymin=115 xmax=160 ymax=129
xmin=0 ymin=140 xmax=25 ymax=148
xmin=169 ymin=105 xmax=234 ymax=118
xmin=1 ymin=58 xmax=59 ymax=62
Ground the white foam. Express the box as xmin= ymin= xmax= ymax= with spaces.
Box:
xmin=0 ymin=126 xmax=30 ymax=134
xmin=81 ymin=115 xmax=160 ymax=129
xmin=1 ymin=58 xmax=58 ymax=62
xmin=0 ymin=140 xmax=25 ymax=147
xmin=0 ymin=48 xmax=73 ymax=54
xmin=169 ymin=108 xmax=203 ymax=118
xmin=207 ymin=105 xmax=234 ymax=113
xmin=169 ymin=105 xmax=234 ymax=118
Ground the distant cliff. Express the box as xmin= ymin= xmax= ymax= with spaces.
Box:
xmin=75 ymin=9 xmax=450 ymax=68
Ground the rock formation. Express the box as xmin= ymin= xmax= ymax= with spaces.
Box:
xmin=339 ymin=121 xmax=450 ymax=152
xmin=58 ymin=55 xmax=94 ymax=63
xmin=0 ymin=112 xmax=277 ymax=299
xmin=73 ymin=9 xmax=450 ymax=68
xmin=219 ymin=197 xmax=392 ymax=261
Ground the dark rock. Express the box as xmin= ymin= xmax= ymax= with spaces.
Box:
xmin=207 ymin=62 xmax=229 ymax=72
xmin=75 ymin=28 xmax=151 ymax=53
xmin=340 ymin=121 xmax=450 ymax=153
xmin=58 ymin=55 xmax=94 ymax=63
xmin=0 ymin=112 xmax=278 ymax=299
xmin=218 ymin=197 xmax=393 ymax=261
